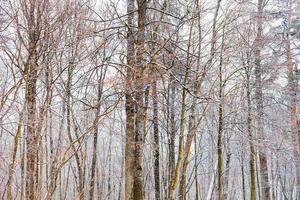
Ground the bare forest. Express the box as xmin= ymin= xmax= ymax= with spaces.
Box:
xmin=1 ymin=0 xmax=300 ymax=199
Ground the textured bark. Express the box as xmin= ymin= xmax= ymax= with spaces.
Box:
xmin=143 ymin=86 xmax=150 ymax=142
xmin=89 ymin=124 xmax=98 ymax=200
xmin=241 ymin=154 xmax=246 ymax=200
xmin=217 ymin=23 xmax=226 ymax=200
xmin=132 ymin=1 xmax=147 ymax=200
xmin=25 ymin=33 xmax=38 ymax=200
xmin=21 ymin=130 xmax=25 ymax=200
xmin=168 ymin=75 xmax=176 ymax=195
xmin=124 ymin=39 xmax=135 ymax=200
xmin=246 ymin=67 xmax=256 ymax=200
xmin=89 ymin=68 xmax=105 ymax=200
xmin=194 ymin=5 xmax=202 ymax=199
xmin=286 ymin=1 xmax=300 ymax=198
xmin=194 ymin=136 xmax=200 ymax=200
xmin=148 ymin=3 xmax=170 ymax=197
xmin=223 ymin=146 xmax=231 ymax=200
xmin=153 ymin=80 xmax=161 ymax=200
xmin=216 ymin=89 xmax=223 ymax=198
xmin=254 ymin=0 xmax=270 ymax=199
xmin=25 ymin=2 xmax=39 ymax=198
xmin=125 ymin=0 xmax=135 ymax=199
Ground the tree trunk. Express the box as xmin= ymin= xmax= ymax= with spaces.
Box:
xmin=217 ymin=23 xmax=226 ymax=200
xmin=223 ymin=145 xmax=231 ymax=200
xmin=125 ymin=0 xmax=135 ymax=199
xmin=66 ymin=64 xmax=84 ymax=200
xmin=246 ymin=65 xmax=256 ymax=200
xmin=132 ymin=1 xmax=147 ymax=199
xmin=25 ymin=2 xmax=39 ymax=197
xmin=241 ymin=152 xmax=246 ymax=200
xmin=286 ymin=1 xmax=300 ymax=198
xmin=168 ymin=75 xmax=176 ymax=196
xmin=169 ymin=59 xmax=188 ymax=200
xmin=7 ymin=112 xmax=23 ymax=200
xmin=194 ymin=136 xmax=200 ymax=200
xmin=254 ymin=0 xmax=270 ymax=199
xmin=170 ymin=7 xmax=196 ymax=199
xmin=153 ymin=80 xmax=161 ymax=200
xmin=89 ymin=51 xmax=106 ymax=200
xmin=89 ymin=125 xmax=98 ymax=200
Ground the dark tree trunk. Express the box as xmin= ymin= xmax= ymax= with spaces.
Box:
xmin=125 ymin=0 xmax=136 ymax=199
xmin=132 ymin=1 xmax=147 ymax=199
xmin=25 ymin=2 xmax=39 ymax=198
xmin=153 ymin=80 xmax=161 ymax=200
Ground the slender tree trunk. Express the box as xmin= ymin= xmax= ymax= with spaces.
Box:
xmin=170 ymin=7 xmax=196 ymax=198
xmin=168 ymin=75 xmax=176 ymax=196
xmin=241 ymin=153 xmax=246 ymax=200
xmin=119 ymin=142 xmax=124 ymax=200
xmin=178 ymin=0 xmax=218 ymax=197
xmin=254 ymin=1 xmax=270 ymax=199
xmin=143 ymin=86 xmax=150 ymax=142
xmin=194 ymin=136 xmax=200 ymax=200
xmin=223 ymin=144 xmax=231 ymax=200
xmin=217 ymin=23 xmax=226 ymax=200
xmin=66 ymin=64 xmax=83 ymax=200
xmin=89 ymin=114 xmax=99 ymax=200
xmin=169 ymin=59 xmax=188 ymax=200
xmin=255 ymin=154 xmax=261 ymax=200
xmin=194 ymin=4 xmax=202 ymax=199
xmin=286 ymin=1 xmax=300 ymax=198
xmin=153 ymin=80 xmax=161 ymax=200
xmin=217 ymin=65 xmax=224 ymax=200
xmin=125 ymin=0 xmax=135 ymax=199
xmin=7 ymin=112 xmax=23 ymax=200
xmin=108 ymin=132 xmax=112 ymax=200
xmin=25 ymin=2 xmax=39 ymax=197
xmin=287 ymin=28 xmax=300 ymax=200
xmin=148 ymin=3 xmax=170 ymax=197
xmin=25 ymin=48 xmax=38 ymax=200
xmin=132 ymin=1 xmax=147 ymax=200
xmin=21 ymin=128 xmax=25 ymax=200
xmin=246 ymin=65 xmax=256 ymax=200
xmin=89 ymin=56 xmax=106 ymax=200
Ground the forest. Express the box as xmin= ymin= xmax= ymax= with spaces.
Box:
xmin=1 ymin=0 xmax=300 ymax=199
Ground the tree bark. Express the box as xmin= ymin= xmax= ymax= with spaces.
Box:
xmin=25 ymin=1 xmax=39 ymax=198
xmin=89 ymin=67 xmax=105 ymax=200
xmin=286 ymin=1 xmax=300 ymax=198
xmin=125 ymin=0 xmax=135 ymax=199
xmin=246 ymin=63 xmax=256 ymax=200
xmin=168 ymin=75 xmax=176 ymax=196
xmin=132 ymin=1 xmax=147 ymax=200
xmin=254 ymin=0 xmax=270 ymax=199
xmin=169 ymin=56 xmax=188 ymax=200
xmin=216 ymin=22 xmax=226 ymax=200
xmin=153 ymin=80 xmax=161 ymax=200
xmin=7 ymin=112 xmax=23 ymax=200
